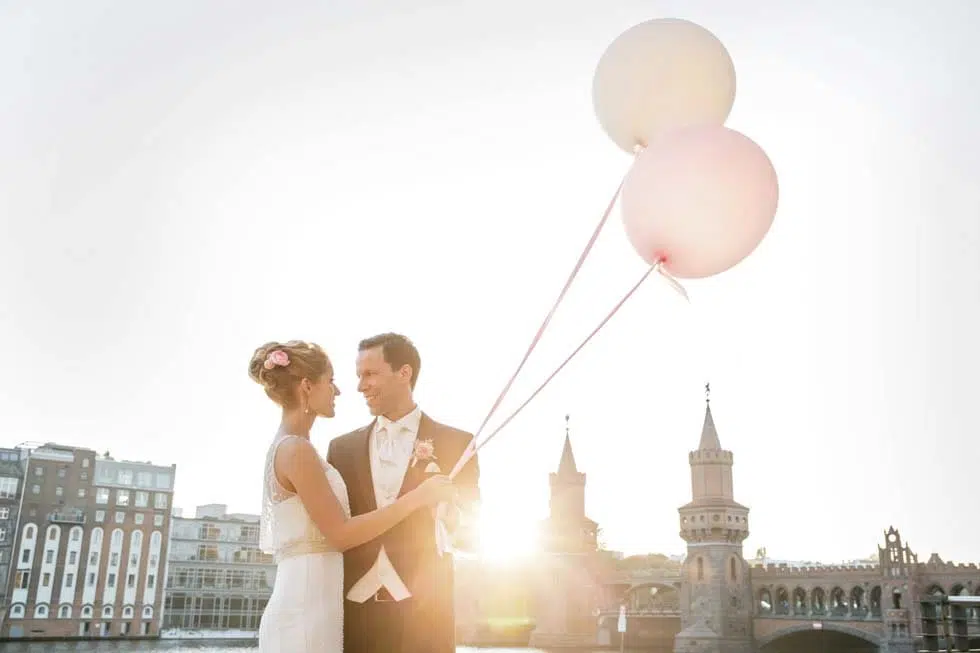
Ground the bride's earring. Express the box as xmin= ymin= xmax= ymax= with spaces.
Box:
xmin=302 ymin=395 xmax=310 ymax=415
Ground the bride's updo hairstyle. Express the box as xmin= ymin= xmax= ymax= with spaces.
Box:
xmin=248 ymin=340 xmax=331 ymax=408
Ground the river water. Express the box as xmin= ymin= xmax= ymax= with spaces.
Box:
xmin=0 ymin=644 xmax=637 ymax=653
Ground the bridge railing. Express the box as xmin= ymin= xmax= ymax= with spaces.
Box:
xmin=919 ymin=595 xmax=980 ymax=652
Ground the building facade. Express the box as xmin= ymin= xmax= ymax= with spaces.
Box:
xmin=0 ymin=447 xmax=26 ymax=621
xmin=162 ymin=504 xmax=274 ymax=634
xmin=2 ymin=444 xmax=175 ymax=639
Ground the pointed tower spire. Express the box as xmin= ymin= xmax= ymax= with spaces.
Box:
xmin=557 ymin=414 xmax=579 ymax=475
xmin=698 ymin=382 xmax=721 ymax=450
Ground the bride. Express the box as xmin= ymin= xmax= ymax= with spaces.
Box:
xmin=249 ymin=340 xmax=455 ymax=653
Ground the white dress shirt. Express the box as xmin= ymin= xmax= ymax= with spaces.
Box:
xmin=346 ymin=406 xmax=421 ymax=603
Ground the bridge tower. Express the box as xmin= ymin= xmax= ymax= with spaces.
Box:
xmin=529 ymin=416 xmax=601 ymax=648
xmin=674 ymin=385 xmax=754 ymax=653
xmin=878 ymin=527 xmax=918 ymax=653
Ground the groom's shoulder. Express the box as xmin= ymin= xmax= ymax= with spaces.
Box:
xmin=327 ymin=424 xmax=370 ymax=452
xmin=425 ymin=414 xmax=473 ymax=443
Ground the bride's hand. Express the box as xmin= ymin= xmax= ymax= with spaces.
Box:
xmin=410 ymin=475 xmax=456 ymax=508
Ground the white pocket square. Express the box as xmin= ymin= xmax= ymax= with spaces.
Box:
xmin=425 ymin=462 xmax=441 ymax=473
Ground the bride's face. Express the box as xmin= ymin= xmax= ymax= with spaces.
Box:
xmin=306 ymin=369 xmax=340 ymax=418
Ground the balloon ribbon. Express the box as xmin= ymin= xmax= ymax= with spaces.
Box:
xmin=449 ymin=259 xmax=689 ymax=479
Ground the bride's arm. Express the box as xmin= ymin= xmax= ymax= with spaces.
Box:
xmin=276 ymin=437 xmax=444 ymax=552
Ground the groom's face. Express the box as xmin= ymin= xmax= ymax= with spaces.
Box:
xmin=356 ymin=346 xmax=411 ymax=416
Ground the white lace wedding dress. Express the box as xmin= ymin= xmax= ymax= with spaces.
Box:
xmin=258 ymin=432 xmax=351 ymax=653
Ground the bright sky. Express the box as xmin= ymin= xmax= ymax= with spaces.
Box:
xmin=2 ymin=1 xmax=979 ymax=565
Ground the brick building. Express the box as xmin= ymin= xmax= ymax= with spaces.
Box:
xmin=2 ymin=444 xmax=175 ymax=639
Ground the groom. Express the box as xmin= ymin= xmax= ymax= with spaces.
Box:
xmin=327 ymin=332 xmax=480 ymax=653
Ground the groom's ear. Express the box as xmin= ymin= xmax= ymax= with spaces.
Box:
xmin=397 ymin=364 xmax=413 ymax=384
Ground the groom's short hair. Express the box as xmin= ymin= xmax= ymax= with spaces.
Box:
xmin=358 ymin=332 xmax=421 ymax=389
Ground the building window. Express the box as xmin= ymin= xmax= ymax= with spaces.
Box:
xmin=110 ymin=553 xmax=119 ymax=567
xmin=81 ymin=471 xmax=88 ymax=480
xmin=96 ymin=488 xmax=110 ymax=504
xmin=42 ymin=572 xmax=51 ymax=587
xmin=34 ymin=467 xmax=43 ymax=476
xmin=154 ymin=493 xmax=168 ymax=510
xmin=155 ymin=473 xmax=171 ymax=489
xmin=82 ymin=458 xmax=90 ymax=468
xmin=87 ymin=573 xmax=95 ymax=586
xmin=127 ymin=573 xmax=135 ymax=588
xmin=136 ymin=472 xmax=152 ymax=487
xmin=0 ymin=507 xmax=8 ymax=520
xmin=55 ymin=486 xmax=63 ymax=497
xmin=65 ymin=573 xmax=74 ymax=588
xmin=0 ymin=477 xmax=18 ymax=498
xmin=45 ymin=550 xmax=54 ymax=564
xmin=114 ymin=512 xmax=125 ymax=524
xmin=134 ymin=514 xmax=144 ymax=525
xmin=107 ymin=573 xmax=116 ymax=589
xmin=68 ymin=551 xmax=77 ymax=565
xmin=95 ymin=511 xmax=105 ymax=523
xmin=0 ymin=528 xmax=5 ymax=542
xmin=117 ymin=470 xmax=133 ymax=485
xmin=57 ymin=468 xmax=66 ymax=478
xmin=102 ymin=605 xmax=112 ymax=618
xmin=696 ymin=557 xmax=704 ymax=581
xmin=15 ymin=570 xmax=30 ymax=588
xmin=135 ymin=491 xmax=149 ymax=507
xmin=59 ymin=605 xmax=70 ymax=618
xmin=116 ymin=490 xmax=130 ymax=506
xmin=147 ymin=574 xmax=155 ymax=589
xmin=77 ymin=488 xmax=86 ymax=498
xmin=31 ymin=484 xmax=40 ymax=495
xmin=153 ymin=515 xmax=164 ymax=527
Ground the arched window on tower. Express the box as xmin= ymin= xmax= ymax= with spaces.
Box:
xmin=697 ymin=557 xmax=704 ymax=581
xmin=730 ymin=557 xmax=737 ymax=582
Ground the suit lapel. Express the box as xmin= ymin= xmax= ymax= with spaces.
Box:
xmin=397 ymin=412 xmax=436 ymax=498
xmin=353 ymin=421 xmax=377 ymax=513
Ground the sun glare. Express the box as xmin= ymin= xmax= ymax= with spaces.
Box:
xmin=477 ymin=508 xmax=541 ymax=563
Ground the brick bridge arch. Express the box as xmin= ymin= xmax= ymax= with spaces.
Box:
xmin=755 ymin=622 xmax=883 ymax=650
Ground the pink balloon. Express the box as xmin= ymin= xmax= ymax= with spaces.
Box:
xmin=621 ymin=125 xmax=779 ymax=279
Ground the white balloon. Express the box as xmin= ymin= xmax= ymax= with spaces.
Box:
xmin=593 ymin=18 xmax=736 ymax=154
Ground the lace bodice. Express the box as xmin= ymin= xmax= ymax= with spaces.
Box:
xmin=259 ymin=432 xmax=351 ymax=560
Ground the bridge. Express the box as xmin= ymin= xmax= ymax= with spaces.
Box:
xmin=595 ymin=569 xmax=681 ymax=649
xmin=748 ymin=528 xmax=980 ymax=652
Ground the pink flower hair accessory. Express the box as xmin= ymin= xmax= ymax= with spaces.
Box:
xmin=263 ymin=350 xmax=290 ymax=370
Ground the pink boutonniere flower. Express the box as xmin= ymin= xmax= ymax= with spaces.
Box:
xmin=411 ymin=439 xmax=436 ymax=468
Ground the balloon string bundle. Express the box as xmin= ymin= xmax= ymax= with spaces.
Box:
xmin=448 ymin=179 xmax=689 ymax=479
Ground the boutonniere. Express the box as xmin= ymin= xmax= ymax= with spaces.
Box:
xmin=411 ymin=438 xmax=437 ymax=469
